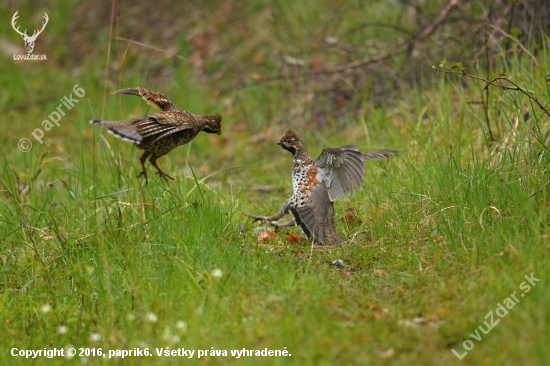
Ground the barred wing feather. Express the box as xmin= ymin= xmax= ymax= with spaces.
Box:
xmin=315 ymin=146 xmax=366 ymax=202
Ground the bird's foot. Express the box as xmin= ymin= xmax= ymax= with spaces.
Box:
xmin=155 ymin=168 xmax=174 ymax=182
xmin=270 ymin=220 xmax=297 ymax=231
xmin=243 ymin=214 xmax=295 ymax=232
xmin=243 ymin=213 xmax=271 ymax=223
xmin=137 ymin=170 xmax=149 ymax=185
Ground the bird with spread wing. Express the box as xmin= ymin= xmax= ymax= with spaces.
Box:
xmin=91 ymin=87 xmax=221 ymax=184
xmin=246 ymin=130 xmax=396 ymax=245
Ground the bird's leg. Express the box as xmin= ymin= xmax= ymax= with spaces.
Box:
xmin=137 ymin=151 xmax=150 ymax=185
xmin=244 ymin=199 xmax=293 ymax=231
xmin=270 ymin=219 xmax=297 ymax=232
xmin=149 ymin=155 xmax=174 ymax=182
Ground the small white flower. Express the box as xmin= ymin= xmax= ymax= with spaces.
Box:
xmin=175 ymin=320 xmax=187 ymax=331
xmin=89 ymin=332 xmax=102 ymax=342
xmin=39 ymin=304 xmax=52 ymax=314
xmin=64 ymin=344 xmax=74 ymax=360
xmin=168 ymin=335 xmax=180 ymax=344
xmin=145 ymin=312 xmax=158 ymax=323
xmin=211 ymin=269 xmax=223 ymax=278
xmin=57 ymin=325 xmax=68 ymax=334
xmin=162 ymin=326 xmax=180 ymax=344
xmin=136 ymin=341 xmax=149 ymax=349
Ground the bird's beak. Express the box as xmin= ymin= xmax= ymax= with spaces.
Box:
xmin=277 ymin=142 xmax=282 ymax=146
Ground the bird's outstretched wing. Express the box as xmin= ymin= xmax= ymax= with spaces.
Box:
xmin=90 ymin=111 xmax=195 ymax=144
xmin=314 ymin=145 xmax=366 ymax=202
xmin=137 ymin=111 xmax=196 ymax=143
xmin=112 ymin=87 xmax=175 ymax=111
xmin=315 ymin=146 xmax=397 ymax=202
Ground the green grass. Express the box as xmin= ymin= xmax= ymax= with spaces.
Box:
xmin=1 ymin=1 xmax=550 ymax=365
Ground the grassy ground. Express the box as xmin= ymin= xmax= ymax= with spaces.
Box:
xmin=1 ymin=1 xmax=549 ymax=365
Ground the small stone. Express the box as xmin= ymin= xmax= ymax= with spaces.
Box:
xmin=331 ymin=259 xmax=344 ymax=267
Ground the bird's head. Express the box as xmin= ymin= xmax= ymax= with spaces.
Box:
xmin=277 ymin=129 xmax=304 ymax=155
xmin=202 ymin=114 xmax=222 ymax=135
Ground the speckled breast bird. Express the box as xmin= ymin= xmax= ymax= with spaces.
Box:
xmin=91 ymin=87 xmax=221 ymax=184
xmin=247 ymin=130 xmax=396 ymax=245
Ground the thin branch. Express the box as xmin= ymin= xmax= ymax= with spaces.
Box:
xmin=219 ymin=46 xmax=405 ymax=95
xmin=409 ymin=0 xmax=463 ymax=50
xmin=344 ymin=22 xmax=413 ymax=37
xmin=102 ymin=0 xmax=117 ymax=119
xmin=485 ymin=22 xmax=538 ymax=66
xmin=482 ymin=76 xmax=550 ymax=117
xmin=114 ymin=37 xmax=186 ymax=60
xmin=442 ymin=70 xmax=550 ymax=118
xmin=220 ymin=0 xmax=463 ymax=95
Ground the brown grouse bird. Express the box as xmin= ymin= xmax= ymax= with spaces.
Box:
xmin=247 ymin=130 xmax=396 ymax=245
xmin=91 ymin=87 xmax=221 ymax=184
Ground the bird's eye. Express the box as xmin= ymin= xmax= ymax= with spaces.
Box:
xmin=286 ymin=138 xmax=292 ymax=143
xmin=212 ymin=123 xmax=219 ymax=128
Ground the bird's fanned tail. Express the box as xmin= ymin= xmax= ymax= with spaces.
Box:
xmin=90 ymin=117 xmax=147 ymax=144
xmin=361 ymin=150 xmax=398 ymax=161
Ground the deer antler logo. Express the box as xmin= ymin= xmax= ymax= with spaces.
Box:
xmin=11 ymin=11 xmax=49 ymax=54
